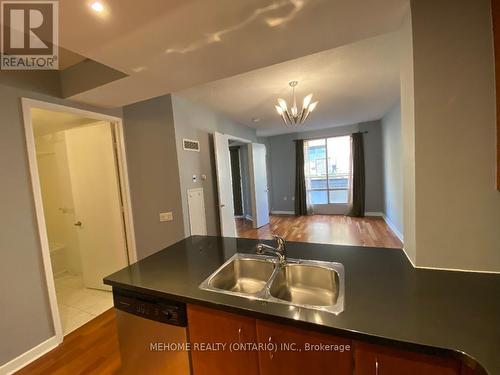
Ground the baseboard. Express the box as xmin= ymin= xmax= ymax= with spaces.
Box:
xmin=272 ymin=211 xmax=385 ymax=217
xmin=244 ymin=215 xmax=254 ymax=221
xmin=0 ymin=335 xmax=60 ymax=374
xmin=270 ymin=210 xmax=294 ymax=215
xmin=381 ymin=214 xmax=404 ymax=243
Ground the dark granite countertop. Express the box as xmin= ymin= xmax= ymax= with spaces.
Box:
xmin=104 ymin=236 xmax=500 ymax=374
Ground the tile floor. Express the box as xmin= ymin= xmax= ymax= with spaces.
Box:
xmin=54 ymin=274 xmax=113 ymax=335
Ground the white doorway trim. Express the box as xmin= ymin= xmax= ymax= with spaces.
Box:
xmin=236 ymin=148 xmax=245 ymax=216
xmin=228 ymin=135 xmax=252 ymax=144
xmin=248 ymin=143 xmax=270 ymax=229
xmin=19 ymin=98 xmax=137 ymax=357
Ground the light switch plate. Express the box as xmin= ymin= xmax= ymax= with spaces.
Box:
xmin=159 ymin=212 xmax=173 ymax=222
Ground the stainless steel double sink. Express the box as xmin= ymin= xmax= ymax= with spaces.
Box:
xmin=199 ymin=253 xmax=345 ymax=314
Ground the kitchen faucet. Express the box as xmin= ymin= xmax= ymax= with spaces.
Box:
xmin=256 ymin=235 xmax=286 ymax=265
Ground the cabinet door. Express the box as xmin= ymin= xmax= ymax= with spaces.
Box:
xmin=354 ymin=342 xmax=460 ymax=375
xmin=256 ymin=320 xmax=353 ymax=375
xmin=187 ymin=304 xmax=259 ymax=375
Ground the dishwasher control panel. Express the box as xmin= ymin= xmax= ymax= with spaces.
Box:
xmin=113 ymin=288 xmax=187 ymax=327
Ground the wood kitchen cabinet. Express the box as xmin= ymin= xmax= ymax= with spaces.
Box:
xmin=354 ymin=341 xmax=460 ymax=375
xmin=187 ymin=304 xmax=260 ymax=375
xmin=256 ymin=320 xmax=353 ymax=375
xmin=188 ymin=304 xmax=470 ymax=375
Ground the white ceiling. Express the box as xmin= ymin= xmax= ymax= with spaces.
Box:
xmin=177 ymin=32 xmax=401 ymax=136
xmin=56 ymin=0 xmax=409 ymax=108
xmin=32 ymin=108 xmax=98 ymax=136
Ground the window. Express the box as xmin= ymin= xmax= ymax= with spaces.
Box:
xmin=305 ymin=135 xmax=351 ymax=205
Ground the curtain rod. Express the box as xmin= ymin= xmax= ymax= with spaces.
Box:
xmin=292 ymin=131 xmax=368 ymax=142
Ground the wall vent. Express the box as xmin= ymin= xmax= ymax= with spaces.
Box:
xmin=183 ymin=139 xmax=200 ymax=152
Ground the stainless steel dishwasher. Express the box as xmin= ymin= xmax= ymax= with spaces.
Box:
xmin=113 ymin=288 xmax=191 ymax=374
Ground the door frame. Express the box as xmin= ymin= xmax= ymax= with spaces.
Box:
xmin=21 ymin=98 xmax=138 ymax=346
xmin=214 ymin=133 xmax=254 ymax=236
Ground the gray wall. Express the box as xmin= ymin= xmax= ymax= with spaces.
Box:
xmin=0 ymin=75 xmax=122 ymax=366
xmin=381 ymin=100 xmax=404 ymax=238
xmin=265 ymin=121 xmax=385 ymax=213
xmin=399 ymin=10 xmax=417 ymax=263
xmin=123 ymin=95 xmax=185 ymax=259
xmin=171 ymin=95 xmax=258 ymax=236
xmin=267 ymin=133 xmax=296 ymax=212
xmin=361 ymin=121 xmax=384 ymax=214
xmin=410 ymin=0 xmax=500 ymax=271
xmin=0 ymin=71 xmax=61 ymax=97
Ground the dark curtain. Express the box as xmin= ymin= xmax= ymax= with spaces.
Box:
xmin=294 ymin=139 xmax=308 ymax=216
xmin=348 ymin=132 xmax=365 ymax=217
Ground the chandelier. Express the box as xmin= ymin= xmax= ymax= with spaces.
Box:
xmin=275 ymin=81 xmax=318 ymax=127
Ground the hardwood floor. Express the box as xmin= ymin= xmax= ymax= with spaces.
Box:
xmin=236 ymin=214 xmax=403 ymax=249
xmin=15 ymin=309 xmax=121 ymax=375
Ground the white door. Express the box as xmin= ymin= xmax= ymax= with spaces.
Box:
xmin=213 ymin=132 xmax=237 ymax=237
xmin=65 ymin=122 xmax=129 ymax=290
xmin=188 ymin=188 xmax=207 ymax=235
xmin=249 ymin=143 xmax=270 ymax=228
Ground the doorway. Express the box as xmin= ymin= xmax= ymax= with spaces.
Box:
xmin=229 ymin=142 xmax=253 ymax=229
xmin=22 ymin=99 xmax=136 ymax=341
xmin=213 ymin=132 xmax=270 ymax=237
xmin=229 ymin=146 xmax=244 ymax=217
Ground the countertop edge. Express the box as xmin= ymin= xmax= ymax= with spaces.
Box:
xmin=103 ymin=278 xmax=488 ymax=375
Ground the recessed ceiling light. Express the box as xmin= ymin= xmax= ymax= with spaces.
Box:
xmin=252 ymin=117 xmax=261 ymax=123
xmin=90 ymin=1 xmax=104 ymax=13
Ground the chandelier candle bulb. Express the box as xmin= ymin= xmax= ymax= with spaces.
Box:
xmin=303 ymin=93 xmax=313 ymax=108
xmin=278 ymin=98 xmax=288 ymax=111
